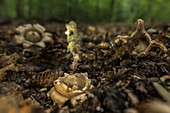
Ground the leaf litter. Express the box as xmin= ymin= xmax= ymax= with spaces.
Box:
xmin=0 ymin=19 xmax=169 ymax=113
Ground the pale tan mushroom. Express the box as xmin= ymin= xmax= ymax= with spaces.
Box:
xmin=15 ymin=24 xmax=54 ymax=48
xmin=128 ymin=19 xmax=152 ymax=56
xmin=128 ymin=19 xmax=167 ymax=56
xmin=110 ymin=19 xmax=167 ymax=61
xmin=48 ymin=73 xmax=92 ymax=107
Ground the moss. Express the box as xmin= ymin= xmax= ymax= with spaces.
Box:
xmin=65 ymin=21 xmax=83 ymax=70
xmin=65 ymin=21 xmax=82 ymax=59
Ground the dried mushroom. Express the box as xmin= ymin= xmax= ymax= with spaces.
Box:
xmin=128 ymin=19 xmax=152 ymax=56
xmin=111 ymin=19 xmax=167 ymax=60
xmin=15 ymin=24 xmax=54 ymax=48
xmin=48 ymin=73 xmax=92 ymax=107
xmin=128 ymin=19 xmax=167 ymax=56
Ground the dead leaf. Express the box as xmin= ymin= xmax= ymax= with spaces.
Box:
xmin=138 ymin=101 xmax=170 ymax=113
xmin=125 ymin=89 xmax=139 ymax=106
xmin=0 ymin=52 xmax=19 ymax=67
xmin=124 ymin=108 xmax=139 ymax=113
xmin=25 ymin=96 xmax=42 ymax=108
xmin=153 ymin=82 xmax=170 ymax=103
xmin=135 ymin=82 xmax=147 ymax=94
xmin=0 ymin=64 xmax=18 ymax=80
xmin=160 ymin=75 xmax=170 ymax=84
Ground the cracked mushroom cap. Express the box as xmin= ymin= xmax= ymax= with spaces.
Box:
xmin=48 ymin=73 xmax=91 ymax=107
xmin=129 ymin=19 xmax=152 ymax=55
xmin=54 ymin=73 xmax=91 ymax=98
xmin=15 ymin=24 xmax=54 ymax=48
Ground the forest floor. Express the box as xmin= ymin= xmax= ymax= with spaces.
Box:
xmin=0 ymin=19 xmax=169 ymax=113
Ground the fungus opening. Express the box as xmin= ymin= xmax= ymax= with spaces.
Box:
xmin=24 ymin=30 xmax=42 ymax=43
xmin=134 ymin=36 xmax=150 ymax=53
xmin=59 ymin=74 xmax=86 ymax=90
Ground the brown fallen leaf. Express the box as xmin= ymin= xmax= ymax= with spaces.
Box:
xmin=0 ymin=97 xmax=19 ymax=113
xmin=0 ymin=64 xmax=18 ymax=80
xmin=135 ymin=82 xmax=147 ymax=94
xmin=39 ymin=69 xmax=64 ymax=87
xmin=20 ymin=105 xmax=45 ymax=113
xmin=152 ymin=82 xmax=170 ymax=103
xmin=0 ymin=52 xmax=19 ymax=67
xmin=125 ymin=89 xmax=139 ymax=106
xmin=124 ymin=108 xmax=139 ymax=113
xmin=25 ymin=96 xmax=43 ymax=108
xmin=137 ymin=101 xmax=170 ymax=113
xmin=160 ymin=75 xmax=170 ymax=85
xmin=0 ymin=97 xmax=46 ymax=113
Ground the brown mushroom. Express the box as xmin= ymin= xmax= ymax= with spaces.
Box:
xmin=48 ymin=73 xmax=92 ymax=107
xmin=15 ymin=24 xmax=54 ymax=48
xmin=127 ymin=19 xmax=152 ymax=56
xmin=110 ymin=19 xmax=167 ymax=61
xmin=128 ymin=19 xmax=167 ymax=56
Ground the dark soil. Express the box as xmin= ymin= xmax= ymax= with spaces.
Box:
xmin=0 ymin=20 xmax=169 ymax=113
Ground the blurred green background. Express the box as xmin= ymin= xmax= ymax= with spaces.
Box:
xmin=0 ymin=0 xmax=169 ymax=23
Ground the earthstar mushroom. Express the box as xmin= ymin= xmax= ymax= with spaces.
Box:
xmin=128 ymin=19 xmax=153 ymax=56
xmin=110 ymin=19 xmax=167 ymax=60
xmin=15 ymin=24 xmax=54 ymax=48
xmin=48 ymin=73 xmax=92 ymax=107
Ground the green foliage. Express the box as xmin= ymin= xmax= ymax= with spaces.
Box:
xmin=0 ymin=0 xmax=169 ymax=23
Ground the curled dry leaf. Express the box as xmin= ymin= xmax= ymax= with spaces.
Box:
xmin=0 ymin=98 xmax=45 ymax=113
xmin=39 ymin=69 xmax=64 ymax=87
xmin=106 ymin=67 xmax=130 ymax=79
xmin=0 ymin=63 xmax=18 ymax=80
xmin=25 ymin=96 xmax=42 ymax=108
xmin=18 ymin=68 xmax=63 ymax=87
xmin=137 ymin=101 xmax=170 ymax=113
xmin=152 ymin=82 xmax=170 ymax=103
xmin=19 ymin=105 xmax=46 ymax=113
xmin=135 ymin=82 xmax=147 ymax=94
xmin=0 ymin=83 xmax=45 ymax=113
xmin=0 ymin=96 xmax=20 ymax=113
xmin=98 ymin=42 xmax=110 ymax=49
xmin=0 ymin=52 xmax=19 ymax=67
xmin=114 ymin=80 xmax=130 ymax=90
xmin=15 ymin=24 xmax=54 ymax=48
xmin=125 ymin=89 xmax=139 ymax=106
xmin=160 ymin=75 xmax=170 ymax=85
xmin=48 ymin=73 xmax=92 ymax=107
xmin=124 ymin=108 xmax=139 ymax=113
xmin=0 ymin=82 xmax=22 ymax=96
xmin=82 ymin=53 xmax=96 ymax=60
xmin=110 ymin=35 xmax=129 ymax=60
xmin=0 ymin=82 xmax=25 ymax=113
